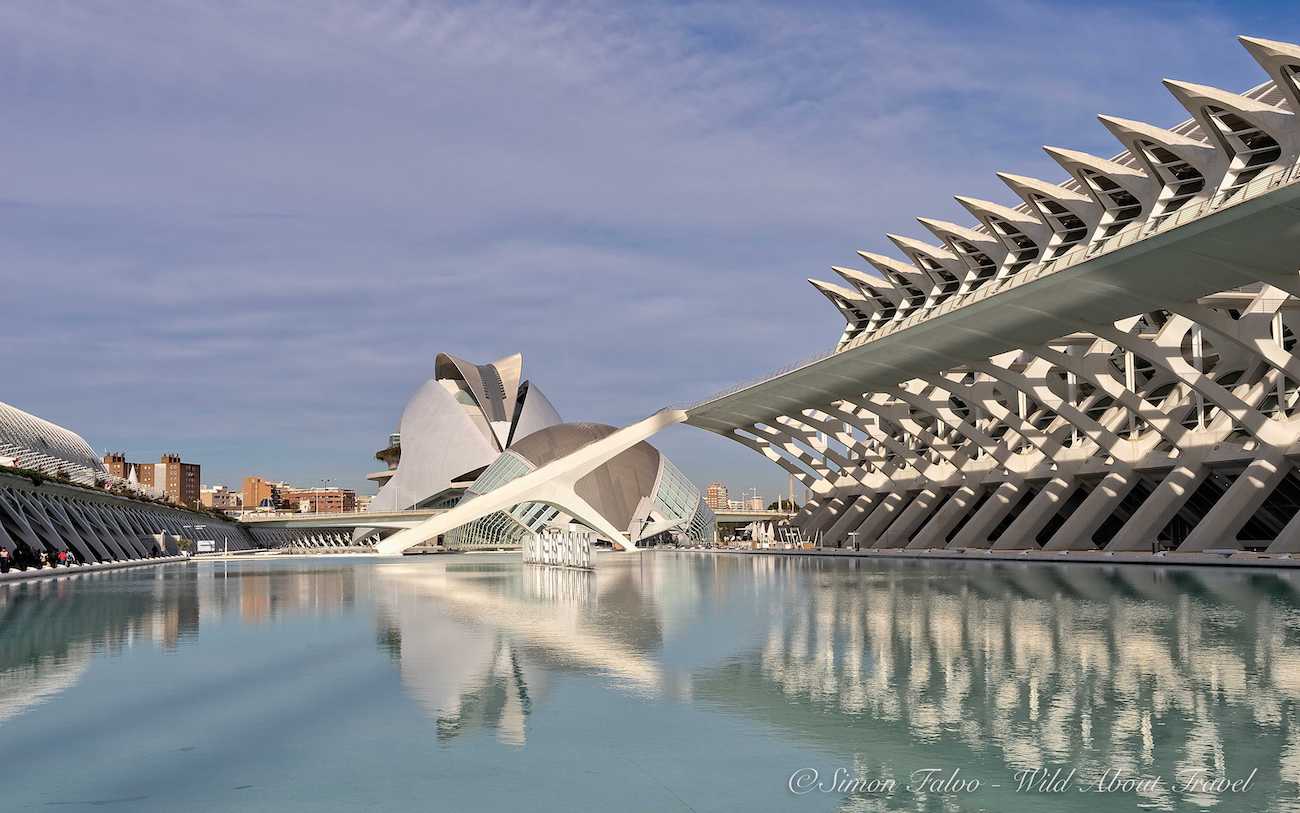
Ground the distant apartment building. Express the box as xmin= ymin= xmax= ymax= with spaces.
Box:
xmin=157 ymin=454 xmax=201 ymax=507
xmin=242 ymin=476 xmax=283 ymax=510
xmin=704 ymin=482 xmax=729 ymax=511
xmin=103 ymin=452 xmax=200 ymax=506
xmin=355 ymin=494 xmax=372 ymax=513
xmin=200 ymin=484 xmax=242 ymax=512
xmin=282 ymin=487 xmax=356 ymax=514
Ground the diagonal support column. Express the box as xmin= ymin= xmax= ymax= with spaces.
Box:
xmin=857 ymin=491 xmax=915 ymax=548
xmin=1107 ymin=462 xmax=1208 ymax=551
xmin=988 ymin=475 xmax=1080 ymax=550
xmin=822 ymin=494 xmax=881 ymax=547
xmin=1181 ymin=451 xmax=1291 ymax=551
xmin=948 ymin=480 xmax=1026 ymax=550
xmin=1043 ymin=470 xmax=1137 ymax=550
xmin=878 ymin=486 xmax=949 ymax=549
xmin=806 ymin=496 xmax=849 ymax=537
xmin=376 ymin=409 xmax=687 ymax=555
xmin=908 ymin=485 xmax=983 ymax=550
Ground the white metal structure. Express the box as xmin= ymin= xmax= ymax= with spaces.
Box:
xmin=684 ymin=35 xmax=1300 ymax=556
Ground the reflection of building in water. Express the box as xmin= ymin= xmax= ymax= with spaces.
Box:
xmin=0 ymin=644 xmax=90 ymax=724
xmin=376 ymin=588 xmax=548 ymax=747
xmin=0 ymin=566 xmax=203 ymax=716
xmin=0 ymin=561 xmax=379 ymax=730
xmin=239 ymin=572 xmax=272 ymax=624
xmin=692 ymin=556 xmax=1300 ymax=812
xmin=195 ymin=564 xmax=359 ymax=626
xmin=433 ymin=639 xmax=534 ymax=746
xmin=373 ymin=561 xmax=668 ymax=746
xmin=0 ymin=562 xmax=371 ymax=719
xmin=522 ymin=565 xmax=594 ymax=606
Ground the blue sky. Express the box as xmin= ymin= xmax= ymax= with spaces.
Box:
xmin=2 ymin=0 xmax=1297 ymax=500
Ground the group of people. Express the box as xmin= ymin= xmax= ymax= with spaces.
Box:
xmin=0 ymin=544 xmax=78 ymax=573
xmin=0 ymin=541 xmax=174 ymax=573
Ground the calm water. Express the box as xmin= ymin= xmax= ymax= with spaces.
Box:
xmin=1 ymin=553 xmax=1298 ymax=812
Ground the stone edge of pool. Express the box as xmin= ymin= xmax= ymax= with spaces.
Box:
xmin=685 ymin=547 xmax=1300 ymax=569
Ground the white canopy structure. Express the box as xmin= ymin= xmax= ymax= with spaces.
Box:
xmin=679 ymin=35 xmax=1300 ymax=557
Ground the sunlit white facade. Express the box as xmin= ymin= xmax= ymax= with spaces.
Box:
xmin=367 ymin=352 xmax=562 ymax=513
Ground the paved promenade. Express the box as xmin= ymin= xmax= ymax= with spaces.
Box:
xmin=0 ymin=555 xmax=189 ymax=584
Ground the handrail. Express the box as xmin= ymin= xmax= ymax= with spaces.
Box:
xmin=685 ymin=156 xmax=1300 ymax=413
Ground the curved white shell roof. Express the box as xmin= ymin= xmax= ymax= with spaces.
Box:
xmin=368 ymin=353 xmax=562 ymax=513
xmin=0 ymin=400 xmax=104 ymax=473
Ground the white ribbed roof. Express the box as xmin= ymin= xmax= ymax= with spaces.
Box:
xmin=0 ymin=401 xmax=104 ymax=473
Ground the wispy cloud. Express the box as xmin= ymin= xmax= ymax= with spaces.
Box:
xmin=0 ymin=0 xmax=1287 ymax=494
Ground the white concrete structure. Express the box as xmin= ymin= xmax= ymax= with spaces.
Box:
xmin=684 ymin=35 xmax=1300 ymax=557
xmin=367 ymin=352 xmax=561 ymax=513
xmin=0 ymin=471 xmax=254 ymax=562
xmin=375 ymin=410 xmax=687 ymax=554
xmin=444 ymin=421 xmax=713 ymax=550
xmin=0 ymin=402 xmax=248 ymax=562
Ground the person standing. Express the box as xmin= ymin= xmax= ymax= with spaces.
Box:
xmin=0 ymin=546 xmax=10 ymax=574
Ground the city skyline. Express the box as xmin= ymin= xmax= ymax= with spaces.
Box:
xmin=4 ymin=1 xmax=1299 ymax=497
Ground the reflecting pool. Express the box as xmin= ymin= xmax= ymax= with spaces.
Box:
xmin=2 ymin=553 xmax=1299 ymax=812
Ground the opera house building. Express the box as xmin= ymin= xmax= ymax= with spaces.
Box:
xmin=367 ymin=353 xmax=714 ymax=549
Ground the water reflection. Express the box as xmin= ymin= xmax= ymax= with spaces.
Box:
xmin=3 ymin=555 xmax=1300 ymax=811
xmin=687 ymin=555 xmax=1300 ymax=812
xmin=194 ymin=562 xmax=359 ymax=624
xmin=0 ymin=567 xmax=200 ymax=722
xmin=372 ymin=558 xmax=665 ymax=746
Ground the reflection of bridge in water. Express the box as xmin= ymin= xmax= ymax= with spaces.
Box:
xmin=372 ymin=558 xmax=665 ymax=746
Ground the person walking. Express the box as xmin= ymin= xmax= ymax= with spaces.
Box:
xmin=0 ymin=546 xmax=10 ymax=574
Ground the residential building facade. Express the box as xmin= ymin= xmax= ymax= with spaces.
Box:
xmin=704 ymin=482 xmax=729 ymax=511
